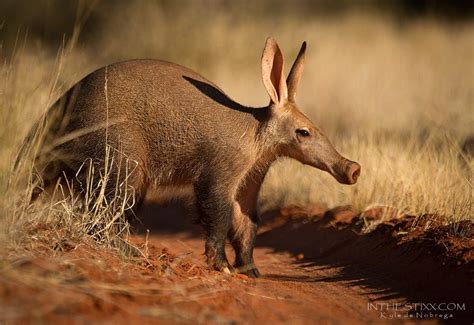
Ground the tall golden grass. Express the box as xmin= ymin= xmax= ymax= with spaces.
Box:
xmin=0 ymin=2 xmax=472 ymax=247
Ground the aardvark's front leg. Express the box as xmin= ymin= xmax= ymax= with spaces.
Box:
xmin=194 ymin=178 xmax=233 ymax=273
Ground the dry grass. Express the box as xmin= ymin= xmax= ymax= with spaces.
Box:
xmin=0 ymin=2 xmax=472 ymax=252
xmin=3 ymin=144 xmax=140 ymax=258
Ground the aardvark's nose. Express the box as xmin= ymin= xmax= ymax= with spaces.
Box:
xmin=345 ymin=161 xmax=361 ymax=185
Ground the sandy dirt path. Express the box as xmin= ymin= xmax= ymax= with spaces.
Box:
xmin=1 ymin=198 xmax=471 ymax=324
xmin=134 ymin=200 xmax=471 ymax=324
xmin=148 ymin=231 xmax=398 ymax=324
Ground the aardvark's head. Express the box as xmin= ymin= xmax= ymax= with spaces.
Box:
xmin=261 ymin=37 xmax=360 ymax=185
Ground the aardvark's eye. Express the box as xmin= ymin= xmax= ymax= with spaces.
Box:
xmin=296 ymin=128 xmax=311 ymax=137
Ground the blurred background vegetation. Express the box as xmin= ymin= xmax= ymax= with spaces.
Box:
xmin=0 ymin=0 xmax=472 ymax=224
xmin=1 ymin=0 xmax=473 ymax=55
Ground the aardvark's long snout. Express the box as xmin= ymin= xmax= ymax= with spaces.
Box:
xmin=334 ymin=159 xmax=361 ymax=185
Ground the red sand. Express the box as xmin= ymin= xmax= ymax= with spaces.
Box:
xmin=0 ymin=202 xmax=472 ymax=324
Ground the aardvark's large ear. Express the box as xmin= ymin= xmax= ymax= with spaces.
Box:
xmin=261 ymin=37 xmax=288 ymax=105
xmin=286 ymin=41 xmax=306 ymax=102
